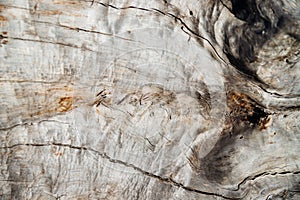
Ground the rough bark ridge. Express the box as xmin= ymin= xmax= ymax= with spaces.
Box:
xmin=0 ymin=0 xmax=299 ymax=199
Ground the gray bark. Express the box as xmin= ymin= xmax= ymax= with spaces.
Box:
xmin=0 ymin=0 xmax=299 ymax=199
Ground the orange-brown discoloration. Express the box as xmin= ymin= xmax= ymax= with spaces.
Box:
xmin=54 ymin=151 xmax=63 ymax=156
xmin=29 ymin=97 xmax=75 ymax=117
xmin=259 ymin=116 xmax=271 ymax=130
xmin=227 ymin=92 xmax=256 ymax=121
xmin=36 ymin=10 xmax=63 ymax=15
xmin=52 ymin=148 xmax=63 ymax=157
xmin=27 ymin=86 xmax=79 ymax=117
xmin=95 ymin=108 xmax=100 ymax=115
xmin=0 ymin=5 xmax=6 ymax=12
xmin=0 ymin=15 xmax=7 ymax=21
xmin=227 ymin=91 xmax=269 ymax=129
xmin=228 ymin=92 xmax=253 ymax=110
xmin=56 ymin=96 xmax=73 ymax=112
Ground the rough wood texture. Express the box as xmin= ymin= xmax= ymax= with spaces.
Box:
xmin=0 ymin=0 xmax=299 ymax=199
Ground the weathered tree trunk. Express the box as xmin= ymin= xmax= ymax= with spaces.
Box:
xmin=0 ymin=0 xmax=299 ymax=199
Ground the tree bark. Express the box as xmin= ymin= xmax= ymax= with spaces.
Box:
xmin=0 ymin=0 xmax=299 ymax=199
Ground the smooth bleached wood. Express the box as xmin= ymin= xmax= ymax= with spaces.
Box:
xmin=0 ymin=0 xmax=299 ymax=199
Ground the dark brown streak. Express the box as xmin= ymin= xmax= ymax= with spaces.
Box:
xmin=151 ymin=8 xmax=166 ymax=15
xmin=219 ymin=0 xmax=232 ymax=12
xmin=166 ymin=12 xmax=228 ymax=65
xmin=95 ymin=99 xmax=105 ymax=107
xmin=181 ymin=26 xmax=192 ymax=41
xmin=7 ymin=36 xmax=98 ymax=53
xmin=31 ymin=20 xmax=137 ymax=42
xmin=96 ymin=89 xmax=105 ymax=97
xmin=233 ymin=170 xmax=300 ymax=192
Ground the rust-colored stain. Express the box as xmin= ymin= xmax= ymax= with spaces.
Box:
xmin=228 ymin=92 xmax=252 ymax=110
xmin=28 ymin=86 xmax=78 ymax=117
xmin=31 ymin=96 xmax=73 ymax=115
xmin=0 ymin=15 xmax=7 ymax=21
xmin=259 ymin=116 xmax=271 ymax=130
xmin=52 ymin=148 xmax=63 ymax=157
xmin=227 ymin=91 xmax=269 ymax=129
xmin=54 ymin=151 xmax=63 ymax=156
xmin=95 ymin=108 xmax=100 ymax=115
xmin=36 ymin=10 xmax=63 ymax=15
xmin=56 ymin=96 xmax=73 ymax=112
xmin=0 ymin=5 xmax=6 ymax=12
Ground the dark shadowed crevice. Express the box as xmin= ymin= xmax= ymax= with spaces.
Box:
xmin=221 ymin=0 xmax=292 ymax=82
xmin=200 ymin=91 xmax=269 ymax=183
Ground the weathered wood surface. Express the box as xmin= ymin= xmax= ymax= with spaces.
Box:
xmin=0 ymin=0 xmax=299 ymax=199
